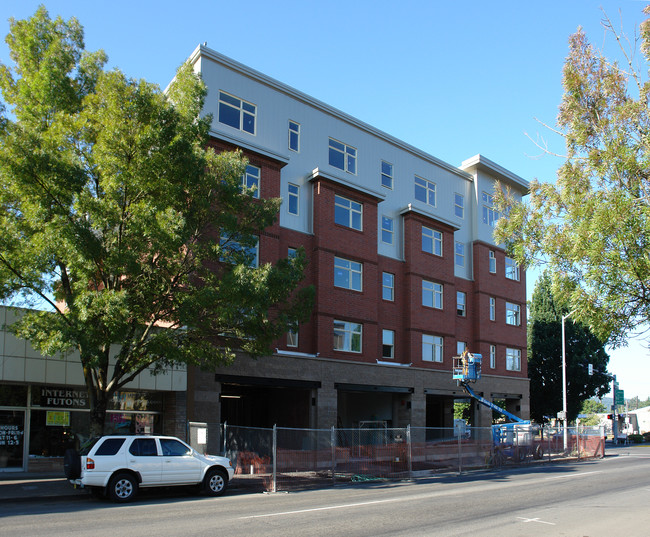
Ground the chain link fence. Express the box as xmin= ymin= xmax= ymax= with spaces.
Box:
xmin=187 ymin=422 xmax=605 ymax=492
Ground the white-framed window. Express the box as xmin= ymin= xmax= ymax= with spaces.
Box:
xmin=490 ymin=344 xmax=496 ymax=368
xmin=489 ymin=297 xmax=496 ymax=321
xmin=506 ymin=302 xmax=521 ymax=326
xmin=220 ymin=234 xmax=259 ymax=267
xmin=506 ymin=348 xmax=521 ymax=371
xmin=382 ymin=272 xmax=394 ymax=301
xmin=381 ymin=216 xmax=394 ymax=244
xmin=218 ymin=91 xmax=256 ymax=134
xmin=457 ymin=291 xmax=466 ymax=317
xmin=381 ymin=161 xmax=393 ymax=189
xmin=333 ymin=320 xmax=362 ymax=353
xmin=422 ymin=226 xmax=442 ymax=256
xmin=482 ymin=192 xmax=499 ymax=227
xmin=287 ymin=328 xmax=298 ymax=348
xmin=382 ymin=329 xmax=395 ymax=359
xmin=505 ymin=257 xmax=520 ymax=281
xmin=287 ymin=183 xmax=299 ymax=215
xmin=329 ymin=138 xmax=356 ymax=174
xmin=334 ymin=256 xmax=362 ymax=291
xmin=415 ymin=175 xmax=436 ymax=206
xmin=455 ymin=242 xmax=465 ymax=267
xmin=241 ymin=164 xmax=260 ymax=198
xmin=489 ymin=250 xmax=496 ymax=273
xmin=457 ymin=341 xmax=467 ymax=355
xmin=422 ymin=280 xmax=443 ymax=309
xmin=454 ymin=193 xmax=464 ymax=219
xmin=334 ymin=194 xmax=362 ymax=230
xmin=422 ymin=334 xmax=443 ymax=362
xmin=288 ymin=120 xmax=300 ymax=152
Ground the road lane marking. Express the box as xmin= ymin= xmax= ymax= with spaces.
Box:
xmin=239 ymin=498 xmax=400 ymax=519
xmin=545 ymin=471 xmax=603 ymax=480
xmin=517 ymin=517 xmax=555 ymax=525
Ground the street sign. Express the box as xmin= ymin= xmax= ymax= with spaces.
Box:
xmin=615 ymin=389 xmax=625 ymax=405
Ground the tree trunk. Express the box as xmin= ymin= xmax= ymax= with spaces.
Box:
xmin=88 ymin=390 xmax=109 ymax=437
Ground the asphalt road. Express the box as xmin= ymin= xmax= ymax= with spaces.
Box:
xmin=2 ymin=445 xmax=650 ymax=537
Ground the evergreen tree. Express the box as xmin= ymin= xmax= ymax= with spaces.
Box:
xmin=528 ymin=272 xmax=611 ymax=422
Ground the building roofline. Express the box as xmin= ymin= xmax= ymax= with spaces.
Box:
xmin=460 ymin=154 xmax=530 ymax=192
xmin=399 ymin=203 xmax=461 ymax=230
xmin=189 ymin=45 xmax=474 ymax=182
xmin=308 ymin=167 xmax=387 ymax=201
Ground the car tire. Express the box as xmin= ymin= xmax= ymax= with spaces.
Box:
xmin=533 ymin=444 xmax=544 ymax=460
xmin=63 ymin=448 xmax=81 ymax=480
xmin=203 ymin=468 xmax=228 ymax=496
xmin=108 ymin=472 xmax=138 ymax=503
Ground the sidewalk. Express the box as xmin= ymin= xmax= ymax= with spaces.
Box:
xmin=0 ymin=471 xmax=267 ymax=502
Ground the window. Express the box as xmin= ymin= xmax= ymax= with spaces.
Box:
xmin=382 ymin=272 xmax=394 ymax=301
xmin=288 ymin=247 xmax=297 ymax=258
xmin=129 ymin=438 xmax=157 ymax=457
xmin=422 ymin=280 xmax=443 ymax=309
xmin=455 ymin=242 xmax=465 ymax=267
xmin=454 ymin=193 xmax=464 ymax=218
xmin=287 ymin=328 xmax=298 ymax=348
xmin=482 ymin=192 xmax=499 ymax=227
xmin=422 ymin=226 xmax=442 ymax=256
xmin=288 ymin=120 xmax=300 ymax=152
xmin=220 ymin=234 xmax=259 ymax=267
xmin=96 ymin=438 xmax=126 ymax=456
xmin=415 ymin=175 xmax=436 ymax=206
xmin=489 ymin=297 xmax=496 ymax=321
xmin=334 ymin=195 xmax=362 ymax=230
xmin=329 ymin=138 xmax=356 ymax=174
xmin=490 ymin=345 xmax=496 ymax=369
xmin=457 ymin=291 xmax=466 ymax=317
xmin=506 ymin=302 xmax=521 ymax=326
xmin=334 ymin=256 xmax=362 ymax=291
xmin=382 ymin=329 xmax=395 ymax=359
xmin=381 ymin=161 xmax=393 ymax=189
xmin=506 ymin=348 xmax=521 ymax=371
xmin=218 ymin=91 xmax=256 ymax=134
xmin=489 ymin=250 xmax=496 ymax=273
xmin=422 ymin=334 xmax=443 ymax=362
xmin=505 ymin=257 xmax=520 ymax=281
xmin=456 ymin=341 xmax=466 ymax=355
xmin=287 ymin=183 xmax=299 ymax=215
xmin=160 ymin=438 xmax=191 ymax=456
xmin=381 ymin=216 xmax=394 ymax=244
xmin=241 ymin=165 xmax=260 ymax=198
xmin=333 ymin=320 xmax=362 ymax=352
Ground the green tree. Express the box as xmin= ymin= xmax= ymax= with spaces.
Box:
xmin=0 ymin=7 xmax=313 ymax=435
xmin=495 ymin=6 xmax=650 ymax=347
xmin=528 ymin=272 xmax=611 ymax=423
xmin=581 ymin=399 xmax=606 ymax=414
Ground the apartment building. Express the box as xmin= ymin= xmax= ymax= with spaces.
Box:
xmin=186 ymin=46 xmax=529 ymax=431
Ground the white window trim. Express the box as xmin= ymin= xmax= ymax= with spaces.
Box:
xmin=287 ymin=328 xmax=299 ymax=348
xmin=422 ymin=334 xmax=443 ymax=362
xmin=506 ymin=301 xmax=521 ymax=326
xmin=506 ymin=348 xmax=521 ymax=371
xmin=241 ymin=164 xmax=260 ymax=199
xmin=288 ymin=120 xmax=300 ymax=152
xmin=490 ymin=345 xmax=496 ymax=369
xmin=334 ymin=194 xmax=363 ymax=231
xmin=489 ymin=250 xmax=496 ymax=274
xmin=482 ymin=191 xmax=499 ymax=227
xmin=457 ymin=291 xmax=466 ymax=317
xmin=381 ymin=160 xmax=393 ymax=189
xmin=382 ymin=329 xmax=395 ymax=359
xmin=329 ymin=137 xmax=357 ymax=175
xmin=489 ymin=297 xmax=496 ymax=321
xmin=333 ymin=320 xmax=362 ymax=353
xmin=334 ymin=256 xmax=363 ymax=292
xmin=218 ymin=90 xmax=256 ymax=135
xmin=422 ymin=280 xmax=443 ymax=310
xmin=422 ymin=226 xmax=443 ymax=257
xmin=415 ymin=175 xmax=436 ymax=207
xmin=287 ymin=183 xmax=299 ymax=216
xmin=505 ymin=257 xmax=520 ymax=281
xmin=455 ymin=241 xmax=465 ymax=267
xmin=381 ymin=215 xmax=394 ymax=244
xmin=454 ymin=193 xmax=464 ymax=219
xmin=382 ymin=272 xmax=394 ymax=302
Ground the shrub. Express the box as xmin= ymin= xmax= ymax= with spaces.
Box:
xmin=628 ymin=434 xmax=644 ymax=444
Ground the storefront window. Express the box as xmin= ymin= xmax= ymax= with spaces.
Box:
xmin=0 ymin=410 xmax=25 ymax=468
xmin=0 ymin=385 xmax=28 ymax=406
xmin=29 ymin=410 xmax=91 ymax=457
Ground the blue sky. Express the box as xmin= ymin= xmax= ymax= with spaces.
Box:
xmin=1 ymin=0 xmax=648 ymax=400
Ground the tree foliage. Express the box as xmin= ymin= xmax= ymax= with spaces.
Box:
xmin=528 ymin=272 xmax=611 ymax=423
xmin=0 ymin=7 xmax=313 ymax=434
xmin=495 ymin=7 xmax=650 ymax=347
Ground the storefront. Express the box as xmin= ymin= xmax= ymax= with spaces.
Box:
xmin=0 ymin=384 xmax=165 ymax=472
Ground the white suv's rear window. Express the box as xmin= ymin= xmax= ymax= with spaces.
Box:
xmin=95 ymin=438 xmax=126 ymax=456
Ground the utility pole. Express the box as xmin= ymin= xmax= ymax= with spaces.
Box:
xmin=612 ymin=375 xmax=618 ymax=444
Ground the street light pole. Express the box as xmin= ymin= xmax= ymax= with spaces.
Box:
xmin=562 ymin=308 xmax=577 ymax=452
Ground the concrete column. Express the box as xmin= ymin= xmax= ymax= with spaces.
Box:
xmin=317 ymin=382 xmax=338 ymax=430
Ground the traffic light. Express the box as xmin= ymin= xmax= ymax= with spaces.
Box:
xmin=606 ymin=414 xmax=613 ymax=419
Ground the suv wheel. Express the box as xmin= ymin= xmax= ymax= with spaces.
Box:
xmin=203 ymin=468 xmax=228 ymax=496
xmin=108 ymin=472 xmax=138 ymax=502
xmin=63 ymin=448 xmax=81 ymax=480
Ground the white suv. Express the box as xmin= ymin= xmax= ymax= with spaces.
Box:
xmin=65 ymin=435 xmax=235 ymax=502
